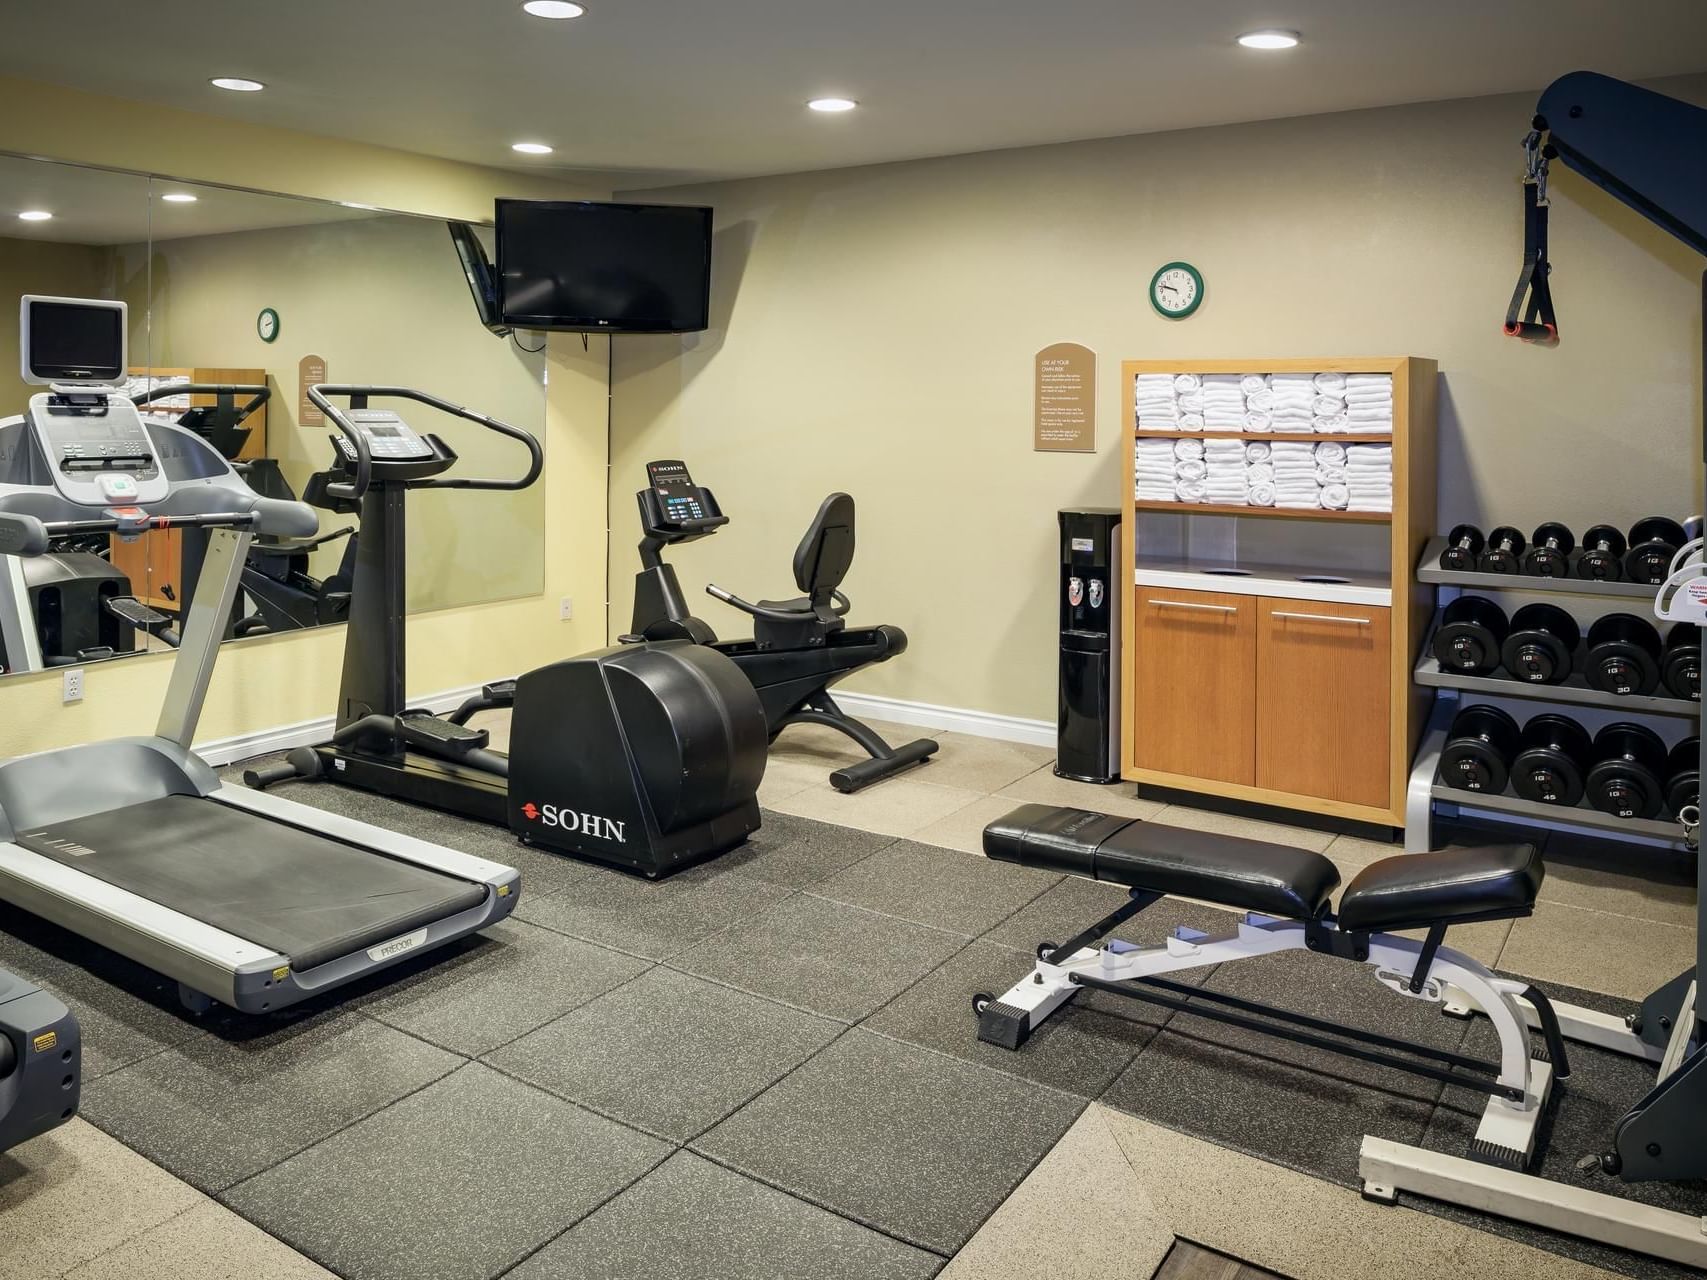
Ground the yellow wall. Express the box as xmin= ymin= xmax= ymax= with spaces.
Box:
xmin=0 ymin=79 xmax=610 ymax=759
xmin=611 ymin=78 xmax=1707 ymax=723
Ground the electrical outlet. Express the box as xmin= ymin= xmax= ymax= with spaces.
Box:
xmin=62 ymin=667 xmax=84 ymax=704
xmin=559 ymin=596 xmax=574 ymax=621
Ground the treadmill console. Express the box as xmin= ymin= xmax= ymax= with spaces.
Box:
xmin=333 ymin=409 xmax=435 ymax=463
xmin=646 ymin=459 xmax=708 ymax=525
xmin=26 ymin=392 xmax=166 ymax=507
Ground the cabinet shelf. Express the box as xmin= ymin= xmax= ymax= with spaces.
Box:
xmin=1131 ymin=501 xmax=1390 ymax=522
xmin=1427 ymin=782 xmax=1685 ymax=844
xmin=1416 ymin=537 xmax=1661 ymax=599
xmin=1413 ymin=654 xmax=1700 ymax=719
xmin=1136 ymin=431 xmax=1394 ymax=443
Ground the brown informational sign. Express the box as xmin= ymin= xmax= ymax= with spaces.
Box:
xmin=1034 ymin=342 xmax=1096 ymax=452
xmin=298 ymin=354 xmax=327 ymax=426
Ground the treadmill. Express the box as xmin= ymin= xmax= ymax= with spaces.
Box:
xmin=0 ymin=296 xmax=519 ymax=1013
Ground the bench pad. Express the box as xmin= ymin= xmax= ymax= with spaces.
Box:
xmin=984 ymin=804 xmax=1340 ymax=921
xmin=1338 ymin=843 xmax=1542 ymax=933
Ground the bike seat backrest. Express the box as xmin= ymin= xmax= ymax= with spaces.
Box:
xmin=793 ymin=492 xmax=856 ymax=607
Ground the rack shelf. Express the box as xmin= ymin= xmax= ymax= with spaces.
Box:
xmin=1413 ymin=654 xmax=1700 ymax=718
xmin=1136 ymin=431 xmax=1394 ymax=443
xmin=1427 ymin=782 xmax=1684 ymax=844
xmin=1416 ymin=536 xmax=1659 ymax=599
xmin=1131 ymin=500 xmax=1390 ymax=522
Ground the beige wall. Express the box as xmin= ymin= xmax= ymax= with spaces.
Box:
xmin=611 ymin=78 xmax=1707 ymax=724
xmin=0 ymin=80 xmax=610 ymax=759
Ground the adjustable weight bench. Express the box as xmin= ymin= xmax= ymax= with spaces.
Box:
xmin=974 ymin=804 xmax=1565 ymax=1174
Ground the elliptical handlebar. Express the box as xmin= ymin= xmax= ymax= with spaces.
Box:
xmin=130 ymin=382 xmax=271 ymax=418
xmin=309 ymin=385 xmax=543 ymax=495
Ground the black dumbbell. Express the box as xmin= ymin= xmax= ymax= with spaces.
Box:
xmin=1477 ymin=526 xmax=1526 ymax=574
xmin=1665 ymin=737 xmax=1699 ymax=820
xmin=1500 ymin=603 xmax=1580 ymax=684
xmin=1661 ymin=622 xmax=1700 ymax=702
xmin=1624 ymin=516 xmax=1689 ymax=586
xmin=1584 ymin=613 xmax=1663 ymax=696
xmin=1439 ymin=524 xmax=1485 ymax=572
xmin=1439 ymin=705 xmax=1520 ymax=794
xmin=1512 ymin=713 xmax=1592 ymax=807
xmin=1431 ymin=596 xmax=1509 ymax=675
xmin=1522 ymin=522 xmax=1576 ymax=577
xmin=1574 ymin=525 xmax=1627 ymax=581
xmin=1585 ymin=722 xmax=1668 ymax=819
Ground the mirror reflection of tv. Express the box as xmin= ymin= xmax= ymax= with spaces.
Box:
xmin=447 ymin=222 xmax=511 ymax=337
xmin=495 ymin=200 xmax=713 ymax=334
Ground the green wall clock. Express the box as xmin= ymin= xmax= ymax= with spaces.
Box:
xmin=257 ymin=307 xmax=281 ymax=343
xmin=1148 ymin=262 xmax=1204 ymax=319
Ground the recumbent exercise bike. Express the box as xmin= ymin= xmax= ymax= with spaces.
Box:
xmin=625 ymin=459 xmax=938 ymax=792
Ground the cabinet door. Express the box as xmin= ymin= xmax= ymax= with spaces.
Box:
xmin=1133 ymin=589 xmax=1256 ymax=784
xmin=1255 ymin=599 xmax=1390 ymax=808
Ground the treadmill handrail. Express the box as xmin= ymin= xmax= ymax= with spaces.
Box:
xmin=310 ymin=385 xmax=542 ymax=493
xmin=0 ymin=510 xmax=261 ymax=558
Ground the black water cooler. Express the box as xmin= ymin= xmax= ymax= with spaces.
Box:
xmin=1055 ymin=509 xmax=1123 ymax=783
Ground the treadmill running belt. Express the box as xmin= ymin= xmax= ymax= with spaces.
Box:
xmin=15 ymin=795 xmax=486 ymax=972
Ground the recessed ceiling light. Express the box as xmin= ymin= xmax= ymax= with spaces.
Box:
xmin=511 ymin=142 xmax=554 ymax=154
xmin=1236 ymin=29 xmax=1299 ymax=49
xmin=17 ymin=210 xmax=52 ymax=222
xmin=522 ymin=1 xmax=585 ymax=17
xmin=807 ymin=97 xmax=858 ymax=113
xmin=210 ymin=76 xmax=265 ymax=92
xmin=160 ymin=192 xmax=198 ymax=204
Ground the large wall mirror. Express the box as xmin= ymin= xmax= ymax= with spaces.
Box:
xmin=0 ymin=153 xmax=546 ymax=678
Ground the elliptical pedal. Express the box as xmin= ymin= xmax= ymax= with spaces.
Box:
xmin=105 ymin=595 xmax=171 ymax=631
xmin=397 ymin=713 xmax=490 ymax=757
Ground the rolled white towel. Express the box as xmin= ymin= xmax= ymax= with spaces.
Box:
xmin=1176 ymin=477 xmax=1207 ymax=503
xmin=1246 ymin=461 xmax=1274 ymax=484
xmin=1345 ymin=408 xmax=1393 ymax=422
xmin=1316 ymin=464 xmax=1348 ymax=485
xmin=1246 ymin=388 xmax=1274 ymax=412
xmin=1347 ymin=421 xmax=1391 ymax=435
xmin=1245 ymin=440 xmax=1271 ymax=462
xmin=1313 ymin=372 xmax=1347 ymax=394
xmin=1179 ymin=413 xmax=1205 ymax=430
xmin=1178 ymin=392 xmax=1204 ymax=412
xmin=1203 ymin=441 xmax=1248 ymax=457
xmin=1135 ymin=374 xmax=1176 ymax=389
xmin=1312 ymin=395 xmax=1346 ymax=417
xmin=1175 ymin=437 xmax=1206 ymax=461
xmin=1136 ymin=490 xmax=1178 ymax=503
xmin=1345 ymin=373 xmax=1393 ymax=390
xmin=1314 ymin=441 xmax=1348 ymax=465
xmin=1240 ymin=374 xmax=1268 ymax=396
xmin=1247 ymin=481 xmax=1276 ymax=508
xmin=1175 ymin=458 xmax=1207 ymax=482
xmin=1347 ymin=444 xmax=1393 ymax=462
xmin=1313 ymin=415 xmax=1349 ymax=434
xmin=1173 ymin=373 xmax=1202 ymax=392
xmin=1244 ymin=411 xmax=1272 ymax=431
xmin=1319 ymin=483 xmax=1350 ymax=510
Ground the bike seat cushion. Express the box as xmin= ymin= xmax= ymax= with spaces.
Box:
xmin=792 ymin=493 xmax=856 ymax=596
xmin=1337 ymin=843 xmax=1543 ymax=933
xmin=983 ymin=804 xmax=1340 ymax=921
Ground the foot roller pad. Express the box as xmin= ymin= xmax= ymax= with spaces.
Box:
xmin=976 ymin=999 xmax=1033 ymax=1050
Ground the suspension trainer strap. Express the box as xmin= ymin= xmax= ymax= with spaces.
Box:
xmin=1506 ymin=126 xmax=1559 ymax=341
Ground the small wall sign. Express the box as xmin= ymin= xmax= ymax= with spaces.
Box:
xmin=1034 ymin=342 xmax=1097 ymax=453
xmin=298 ymin=354 xmax=327 ymax=426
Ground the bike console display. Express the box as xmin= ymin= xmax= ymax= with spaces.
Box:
xmin=641 ymin=459 xmax=727 ymax=544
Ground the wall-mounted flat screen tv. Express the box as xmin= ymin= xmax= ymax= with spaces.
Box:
xmin=495 ymin=199 xmax=713 ymax=334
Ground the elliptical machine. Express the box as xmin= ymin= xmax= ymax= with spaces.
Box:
xmin=627 ymin=459 xmax=938 ymax=793
xmin=247 ymin=389 xmax=767 ymax=877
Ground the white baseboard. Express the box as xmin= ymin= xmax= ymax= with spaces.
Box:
xmin=831 ymin=691 xmax=1056 ymax=749
xmin=193 ymin=683 xmax=485 ymax=767
xmin=194 ymin=684 xmax=1057 ymax=767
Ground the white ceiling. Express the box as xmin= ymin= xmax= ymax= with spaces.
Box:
xmin=3 ymin=0 xmax=1706 ymax=188
xmin=0 ymin=156 xmax=388 ymax=246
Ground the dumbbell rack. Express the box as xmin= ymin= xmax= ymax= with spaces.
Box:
xmin=1404 ymin=535 xmax=1697 ymax=852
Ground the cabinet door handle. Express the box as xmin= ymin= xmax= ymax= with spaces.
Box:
xmin=1271 ymin=610 xmax=1371 ymax=626
xmin=1153 ymin=600 xmax=1237 ymax=614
